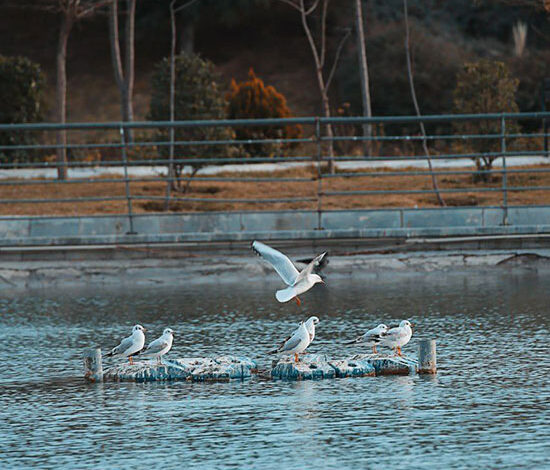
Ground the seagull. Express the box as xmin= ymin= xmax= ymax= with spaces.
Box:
xmin=380 ymin=320 xmax=413 ymax=356
xmin=304 ymin=316 xmax=320 ymax=343
xmin=346 ymin=323 xmax=388 ymax=354
xmin=104 ymin=324 xmax=146 ymax=364
xmin=270 ymin=321 xmax=311 ymax=363
xmin=139 ymin=328 xmax=174 ymax=364
xmin=252 ymin=240 xmax=326 ymax=305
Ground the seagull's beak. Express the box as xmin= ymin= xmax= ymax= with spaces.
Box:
xmin=143 ymin=328 xmax=147 ymax=332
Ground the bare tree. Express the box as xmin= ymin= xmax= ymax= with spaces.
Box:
xmin=403 ymin=0 xmax=445 ymax=206
xmin=109 ymin=0 xmax=136 ymax=142
xmin=279 ymin=0 xmax=351 ymax=173
xmin=50 ymin=1 xmax=108 ymax=180
xmin=353 ymin=0 xmax=372 ymax=156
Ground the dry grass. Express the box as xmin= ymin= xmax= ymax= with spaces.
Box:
xmin=2 ymin=164 xmax=550 ymax=216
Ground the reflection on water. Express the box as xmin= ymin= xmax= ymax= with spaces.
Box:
xmin=0 ymin=271 xmax=549 ymax=469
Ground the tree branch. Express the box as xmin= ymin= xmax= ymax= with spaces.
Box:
xmin=109 ymin=0 xmax=124 ymax=90
xmin=278 ymin=0 xmax=302 ymax=11
xmin=403 ymin=0 xmax=445 ymax=206
xmin=320 ymin=0 xmax=328 ymax=68
xmin=326 ymin=27 xmax=351 ymax=90
xmin=174 ymin=0 xmax=200 ymax=14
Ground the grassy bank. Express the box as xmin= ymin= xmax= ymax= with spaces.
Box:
xmin=2 ymin=164 xmax=550 ymax=216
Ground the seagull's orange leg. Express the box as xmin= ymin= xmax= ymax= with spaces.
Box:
xmin=294 ymin=296 xmax=302 ymax=306
xmin=396 ymin=346 xmax=402 ymax=357
xmin=294 ymin=353 xmax=299 ymax=363
xmin=129 ymin=356 xmax=134 ymax=365
xmin=372 ymin=345 xmax=377 ymax=354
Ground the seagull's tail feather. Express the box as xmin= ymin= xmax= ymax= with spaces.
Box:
xmin=103 ymin=350 xmax=114 ymax=357
xmin=345 ymin=337 xmax=363 ymax=345
xmin=275 ymin=286 xmax=299 ymax=303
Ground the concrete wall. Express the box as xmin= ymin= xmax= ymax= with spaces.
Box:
xmin=1 ymin=206 xmax=550 ymax=246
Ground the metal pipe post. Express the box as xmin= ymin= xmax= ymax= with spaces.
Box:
xmin=418 ymin=339 xmax=437 ymax=374
xmin=501 ymin=115 xmax=508 ymax=225
xmin=315 ymin=117 xmax=323 ymax=230
xmin=84 ymin=347 xmax=103 ymax=382
xmin=120 ymin=126 xmax=136 ymax=234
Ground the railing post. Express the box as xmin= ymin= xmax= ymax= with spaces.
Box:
xmin=315 ymin=117 xmax=323 ymax=230
xmin=164 ymin=122 xmax=175 ymax=210
xmin=501 ymin=115 xmax=508 ymax=226
xmin=120 ymin=125 xmax=136 ymax=234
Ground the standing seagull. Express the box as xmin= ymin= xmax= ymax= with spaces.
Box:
xmin=380 ymin=320 xmax=413 ymax=356
xmin=270 ymin=321 xmax=311 ymax=363
xmin=346 ymin=324 xmax=388 ymax=354
xmin=104 ymin=324 xmax=146 ymax=364
xmin=139 ymin=328 xmax=174 ymax=364
xmin=252 ymin=240 xmax=326 ymax=305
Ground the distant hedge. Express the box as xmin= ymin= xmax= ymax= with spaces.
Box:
xmin=0 ymin=55 xmax=46 ymax=163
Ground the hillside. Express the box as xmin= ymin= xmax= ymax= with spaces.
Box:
xmin=1 ymin=0 xmax=550 ymax=123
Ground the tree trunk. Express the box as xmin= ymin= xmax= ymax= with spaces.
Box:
xmin=109 ymin=0 xmax=135 ymax=142
xmin=403 ymin=0 xmax=445 ymax=206
xmin=180 ymin=16 xmax=194 ymax=54
xmin=123 ymin=0 xmax=135 ymax=130
xmin=320 ymin=86 xmax=335 ymax=173
xmin=354 ymin=0 xmax=372 ymax=156
xmin=165 ymin=0 xmax=177 ymax=208
xmin=55 ymin=12 xmax=72 ymax=181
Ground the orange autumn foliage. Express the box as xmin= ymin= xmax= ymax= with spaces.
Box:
xmin=226 ymin=68 xmax=302 ymax=156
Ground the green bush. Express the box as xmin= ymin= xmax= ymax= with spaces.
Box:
xmin=453 ymin=60 xmax=519 ymax=177
xmin=148 ymin=53 xmax=237 ymax=187
xmin=0 ymin=55 xmax=45 ymax=163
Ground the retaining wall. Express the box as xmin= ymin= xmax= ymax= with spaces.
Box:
xmin=1 ymin=206 xmax=550 ymax=247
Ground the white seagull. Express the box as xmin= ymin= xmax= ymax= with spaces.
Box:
xmin=270 ymin=321 xmax=311 ymax=363
xmin=139 ymin=328 xmax=174 ymax=364
xmin=252 ymin=240 xmax=326 ymax=305
xmin=380 ymin=320 xmax=413 ymax=356
xmin=346 ymin=323 xmax=388 ymax=354
xmin=104 ymin=324 xmax=146 ymax=364
xmin=304 ymin=316 xmax=320 ymax=343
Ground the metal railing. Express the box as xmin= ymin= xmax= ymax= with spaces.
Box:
xmin=1 ymin=112 xmax=550 ymax=231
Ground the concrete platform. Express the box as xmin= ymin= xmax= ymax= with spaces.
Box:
xmin=102 ymin=355 xmax=257 ymax=383
xmin=270 ymin=353 xmax=418 ymax=380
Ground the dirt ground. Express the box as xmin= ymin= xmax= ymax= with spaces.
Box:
xmin=1 ymin=164 xmax=550 ymax=216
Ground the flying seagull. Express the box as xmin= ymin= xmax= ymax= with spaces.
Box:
xmin=346 ymin=323 xmax=388 ymax=354
xmin=252 ymin=240 xmax=327 ymax=305
xmin=104 ymin=324 xmax=146 ymax=364
xmin=139 ymin=328 xmax=174 ymax=364
xmin=270 ymin=321 xmax=311 ymax=363
xmin=380 ymin=320 xmax=413 ymax=356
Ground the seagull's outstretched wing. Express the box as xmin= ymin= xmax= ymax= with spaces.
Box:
xmin=296 ymin=252 xmax=327 ymax=283
xmin=252 ymin=241 xmax=299 ymax=286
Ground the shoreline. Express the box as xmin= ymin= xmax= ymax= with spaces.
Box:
xmin=2 ymin=248 xmax=549 ymax=289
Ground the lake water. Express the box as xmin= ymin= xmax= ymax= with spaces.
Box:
xmin=0 ymin=270 xmax=549 ymax=469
